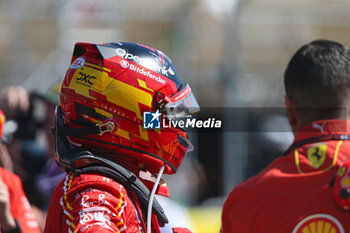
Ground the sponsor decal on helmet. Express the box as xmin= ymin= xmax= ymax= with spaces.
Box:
xmin=120 ymin=60 xmax=130 ymax=68
xmin=75 ymin=71 xmax=97 ymax=86
xmin=116 ymin=48 xmax=172 ymax=77
xmin=292 ymin=214 xmax=345 ymax=233
xmin=168 ymin=66 xmax=175 ymax=75
xmin=71 ymin=57 xmax=86 ymax=69
xmin=116 ymin=48 xmax=143 ymax=63
xmin=129 ymin=64 xmax=165 ymax=84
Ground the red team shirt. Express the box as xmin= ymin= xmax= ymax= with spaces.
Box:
xmin=0 ymin=167 xmax=40 ymax=233
xmin=221 ymin=120 xmax=350 ymax=233
xmin=44 ymin=172 xmax=167 ymax=233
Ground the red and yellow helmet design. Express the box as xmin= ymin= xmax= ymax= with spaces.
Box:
xmin=56 ymin=42 xmax=199 ymax=174
xmin=332 ymin=158 xmax=350 ymax=210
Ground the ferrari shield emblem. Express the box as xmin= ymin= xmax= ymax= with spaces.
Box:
xmin=307 ymin=143 xmax=327 ymax=169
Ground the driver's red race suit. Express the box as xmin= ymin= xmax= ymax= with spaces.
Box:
xmin=44 ymin=172 xmax=171 ymax=233
xmin=221 ymin=120 xmax=350 ymax=233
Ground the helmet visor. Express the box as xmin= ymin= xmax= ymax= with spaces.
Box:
xmin=164 ymin=84 xmax=200 ymax=121
xmin=179 ymin=134 xmax=194 ymax=152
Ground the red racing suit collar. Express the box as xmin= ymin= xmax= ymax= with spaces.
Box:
xmin=283 ymin=119 xmax=350 ymax=156
xmin=294 ymin=119 xmax=350 ymax=142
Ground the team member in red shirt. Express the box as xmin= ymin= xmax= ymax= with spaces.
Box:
xmin=0 ymin=110 xmax=41 ymax=233
xmin=221 ymin=40 xmax=350 ymax=233
xmin=44 ymin=42 xmax=198 ymax=233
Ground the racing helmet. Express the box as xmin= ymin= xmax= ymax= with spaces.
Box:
xmin=332 ymin=158 xmax=350 ymax=210
xmin=55 ymin=42 xmax=199 ymax=174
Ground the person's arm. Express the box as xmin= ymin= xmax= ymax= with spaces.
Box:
xmin=9 ymin=174 xmax=41 ymax=233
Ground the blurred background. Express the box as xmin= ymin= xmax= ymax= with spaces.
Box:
xmin=1 ymin=0 xmax=350 ymax=232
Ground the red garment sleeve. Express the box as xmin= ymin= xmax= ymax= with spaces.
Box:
xmin=7 ymin=171 xmax=41 ymax=233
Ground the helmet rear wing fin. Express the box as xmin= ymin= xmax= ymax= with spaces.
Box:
xmin=70 ymin=42 xmax=102 ymax=64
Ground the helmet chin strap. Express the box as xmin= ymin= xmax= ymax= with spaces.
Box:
xmin=147 ymin=164 xmax=165 ymax=233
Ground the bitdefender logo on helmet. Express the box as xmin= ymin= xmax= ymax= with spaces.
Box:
xmin=143 ymin=110 xmax=161 ymax=129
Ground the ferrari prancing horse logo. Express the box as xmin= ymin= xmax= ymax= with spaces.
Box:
xmin=307 ymin=144 xmax=327 ymax=169
xmin=292 ymin=214 xmax=344 ymax=233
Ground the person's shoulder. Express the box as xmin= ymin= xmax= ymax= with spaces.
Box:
xmin=62 ymin=172 xmax=128 ymax=195
xmin=51 ymin=173 xmax=130 ymax=211
xmin=71 ymin=172 xmax=121 ymax=184
xmin=225 ymin=155 xmax=294 ymax=201
xmin=247 ymin=155 xmax=292 ymax=181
